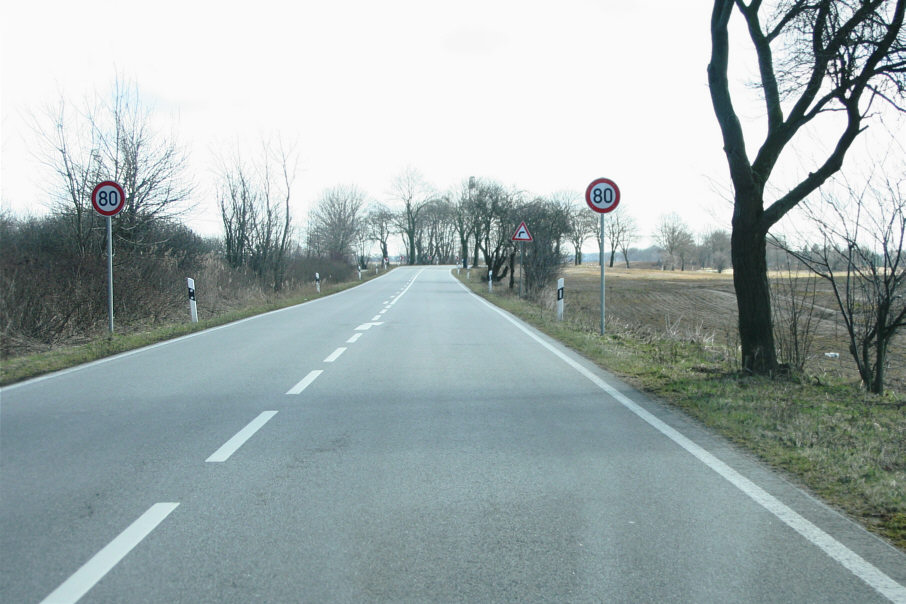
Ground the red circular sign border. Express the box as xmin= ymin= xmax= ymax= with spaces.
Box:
xmin=585 ymin=177 xmax=621 ymax=214
xmin=91 ymin=181 xmax=126 ymax=217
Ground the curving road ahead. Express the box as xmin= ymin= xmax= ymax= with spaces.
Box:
xmin=2 ymin=266 xmax=905 ymax=603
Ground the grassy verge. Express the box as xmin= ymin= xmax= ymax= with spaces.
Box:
xmin=457 ymin=271 xmax=906 ymax=551
xmin=0 ymin=271 xmax=390 ymax=386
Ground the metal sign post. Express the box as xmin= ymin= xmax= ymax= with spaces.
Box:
xmin=106 ymin=216 xmax=114 ymax=334
xmin=585 ymin=178 xmax=621 ymax=336
xmin=91 ymin=181 xmax=126 ymax=335
xmin=600 ymin=214 xmax=606 ymax=335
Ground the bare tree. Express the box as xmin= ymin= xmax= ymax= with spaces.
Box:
xmin=452 ymin=178 xmax=477 ymax=268
xmin=421 ymin=197 xmax=456 ymax=264
xmin=217 ymin=140 xmax=296 ymax=290
xmin=309 ymin=185 xmax=366 ymax=263
xmin=103 ymin=78 xmax=193 ymax=246
xmin=219 ymin=158 xmax=256 ymax=269
xmin=389 ymin=167 xmax=433 ymax=265
xmin=34 ymin=77 xmax=192 ymax=257
xmin=708 ymin=0 xmax=906 ymax=374
xmin=605 ymin=212 xmax=640 ymax=268
xmin=472 ymin=179 xmax=519 ymax=280
xmin=559 ymin=192 xmax=596 ymax=265
xmin=654 ymin=213 xmax=696 ymax=270
xmin=786 ymin=178 xmax=906 ymax=394
xmin=700 ymin=229 xmax=732 ymax=272
xmin=366 ymin=202 xmax=395 ymax=265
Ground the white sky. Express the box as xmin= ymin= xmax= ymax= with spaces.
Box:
xmin=4 ymin=1 xmax=898 ymax=248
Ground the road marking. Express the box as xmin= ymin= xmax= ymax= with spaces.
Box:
xmin=379 ymin=309 xmax=388 ymax=314
xmin=40 ymin=503 xmax=179 ymax=604
xmin=466 ymin=284 xmax=906 ymax=604
xmin=347 ymin=333 xmax=363 ymax=344
xmin=286 ymin=370 xmax=323 ymax=395
xmin=206 ymin=411 xmax=278 ymax=462
xmin=324 ymin=347 xmax=346 ymax=363
xmin=371 ymin=315 xmax=382 ymax=321
xmin=355 ymin=322 xmax=383 ymax=331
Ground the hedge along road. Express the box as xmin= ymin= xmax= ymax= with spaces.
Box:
xmin=1 ymin=266 xmax=904 ymax=603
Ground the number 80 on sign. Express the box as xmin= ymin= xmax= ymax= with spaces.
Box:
xmin=585 ymin=177 xmax=620 ymax=214
xmin=91 ymin=181 xmax=126 ymax=217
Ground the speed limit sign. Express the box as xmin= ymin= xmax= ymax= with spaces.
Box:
xmin=585 ymin=177 xmax=620 ymax=214
xmin=91 ymin=181 xmax=126 ymax=217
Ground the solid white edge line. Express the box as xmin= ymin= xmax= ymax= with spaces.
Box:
xmin=205 ymin=411 xmax=278 ymax=463
xmin=346 ymin=333 xmax=363 ymax=344
xmin=324 ymin=347 xmax=347 ymax=363
xmin=286 ymin=370 xmax=323 ymax=395
xmin=40 ymin=502 xmax=179 ymax=604
xmin=459 ymin=278 xmax=906 ymax=604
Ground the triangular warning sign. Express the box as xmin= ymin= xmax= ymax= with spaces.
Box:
xmin=511 ymin=221 xmax=533 ymax=242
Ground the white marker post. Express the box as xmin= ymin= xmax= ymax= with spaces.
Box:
xmin=488 ymin=270 xmax=493 ymax=293
xmin=557 ymin=278 xmax=564 ymax=321
xmin=187 ymin=278 xmax=198 ymax=323
xmin=91 ymin=181 xmax=126 ymax=335
xmin=315 ymin=272 xmax=321 ymax=293
xmin=585 ymin=178 xmax=621 ymax=336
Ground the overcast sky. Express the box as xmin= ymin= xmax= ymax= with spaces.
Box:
xmin=3 ymin=1 xmax=900 ymax=248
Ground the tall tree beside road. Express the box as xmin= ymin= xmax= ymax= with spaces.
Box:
xmin=217 ymin=140 xmax=296 ymax=290
xmin=472 ymin=179 xmax=519 ymax=281
xmin=390 ymin=167 xmax=433 ymax=265
xmin=366 ymin=202 xmax=395 ymax=265
xmin=309 ymin=185 xmax=366 ymax=263
xmin=452 ymin=178 xmax=477 ymax=268
xmin=708 ymin=0 xmax=906 ymax=374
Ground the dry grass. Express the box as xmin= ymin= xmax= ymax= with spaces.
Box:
xmin=558 ymin=264 xmax=906 ymax=391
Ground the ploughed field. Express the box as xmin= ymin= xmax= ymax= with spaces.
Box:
xmin=557 ymin=264 xmax=906 ymax=392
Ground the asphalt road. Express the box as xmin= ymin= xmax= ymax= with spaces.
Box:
xmin=2 ymin=266 xmax=905 ymax=603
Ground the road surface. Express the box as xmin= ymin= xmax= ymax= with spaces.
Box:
xmin=2 ymin=266 xmax=905 ymax=603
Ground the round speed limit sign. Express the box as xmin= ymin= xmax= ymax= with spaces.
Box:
xmin=91 ymin=181 xmax=126 ymax=217
xmin=585 ymin=177 xmax=620 ymax=214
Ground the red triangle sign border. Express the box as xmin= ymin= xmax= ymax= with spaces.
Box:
xmin=512 ymin=221 xmax=533 ymax=242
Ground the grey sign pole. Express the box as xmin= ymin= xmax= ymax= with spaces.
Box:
xmin=600 ymin=213 xmax=605 ymax=336
xmin=585 ymin=177 xmax=620 ymax=337
xmin=519 ymin=242 xmax=525 ymax=298
xmin=106 ymin=216 xmax=114 ymax=334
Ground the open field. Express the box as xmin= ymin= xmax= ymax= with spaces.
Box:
xmin=459 ymin=264 xmax=906 ymax=550
xmin=556 ymin=264 xmax=906 ymax=392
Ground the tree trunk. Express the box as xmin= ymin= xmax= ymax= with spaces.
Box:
xmin=731 ymin=214 xmax=777 ymax=374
